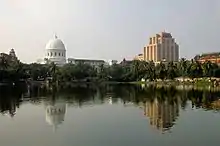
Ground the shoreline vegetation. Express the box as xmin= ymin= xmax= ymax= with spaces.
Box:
xmin=1 ymin=57 xmax=220 ymax=90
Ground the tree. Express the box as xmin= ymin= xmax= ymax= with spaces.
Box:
xmin=179 ymin=58 xmax=188 ymax=80
xmin=144 ymin=61 xmax=156 ymax=81
xmin=0 ymin=55 xmax=9 ymax=70
xmin=49 ymin=62 xmax=59 ymax=82
xmin=98 ymin=64 xmax=110 ymax=80
xmin=202 ymin=61 xmax=218 ymax=79
xmin=156 ymin=62 xmax=167 ymax=80
xmin=167 ymin=62 xmax=177 ymax=80
xmin=108 ymin=64 xmax=125 ymax=82
xmin=187 ymin=60 xmax=203 ymax=80
xmin=130 ymin=60 xmax=149 ymax=81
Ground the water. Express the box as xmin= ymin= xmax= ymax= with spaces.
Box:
xmin=0 ymin=84 xmax=220 ymax=146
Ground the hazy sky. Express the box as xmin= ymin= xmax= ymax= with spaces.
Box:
xmin=1 ymin=0 xmax=220 ymax=63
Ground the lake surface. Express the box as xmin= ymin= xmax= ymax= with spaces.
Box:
xmin=0 ymin=84 xmax=220 ymax=146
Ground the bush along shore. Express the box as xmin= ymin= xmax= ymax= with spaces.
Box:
xmin=1 ymin=57 xmax=220 ymax=86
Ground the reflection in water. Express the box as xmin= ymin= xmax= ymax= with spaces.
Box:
xmin=144 ymin=98 xmax=179 ymax=132
xmin=1 ymin=84 xmax=220 ymax=133
xmin=45 ymin=102 xmax=67 ymax=131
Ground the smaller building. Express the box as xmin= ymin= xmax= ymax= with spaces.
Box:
xmin=154 ymin=60 xmax=179 ymax=66
xmin=134 ymin=54 xmax=144 ymax=61
xmin=108 ymin=60 xmax=118 ymax=66
xmin=194 ymin=52 xmax=220 ymax=64
xmin=67 ymin=58 xmax=106 ymax=67
xmin=120 ymin=58 xmax=133 ymax=66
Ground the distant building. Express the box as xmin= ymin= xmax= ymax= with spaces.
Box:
xmin=36 ymin=59 xmax=45 ymax=64
xmin=134 ymin=54 xmax=144 ymax=61
xmin=45 ymin=35 xmax=66 ymax=66
xmin=142 ymin=31 xmax=179 ymax=62
xmin=154 ymin=60 xmax=179 ymax=66
xmin=120 ymin=58 xmax=133 ymax=66
xmin=194 ymin=52 xmax=220 ymax=64
xmin=108 ymin=60 xmax=118 ymax=66
xmin=67 ymin=58 xmax=106 ymax=67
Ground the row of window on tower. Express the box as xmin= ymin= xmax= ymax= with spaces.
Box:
xmin=48 ymin=52 xmax=65 ymax=57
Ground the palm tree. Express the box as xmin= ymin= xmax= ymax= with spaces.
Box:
xmin=131 ymin=60 xmax=144 ymax=81
xmin=179 ymin=58 xmax=188 ymax=81
xmin=188 ymin=60 xmax=203 ymax=80
xmin=50 ymin=62 xmax=58 ymax=82
xmin=202 ymin=61 xmax=217 ymax=80
xmin=145 ymin=61 xmax=156 ymax=81
xmin=167 ymin=61 xmax=177 ymax=80
xmin=156 ymin=62 xmax=167 ymax=80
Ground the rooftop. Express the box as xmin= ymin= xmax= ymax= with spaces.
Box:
xmin=200 ymin=52 xmax=220 ymax=57
xmin=194 ymin=52 xmax=220 ymax=61
xmin=67 ymin=58 xmax=105 ymax=62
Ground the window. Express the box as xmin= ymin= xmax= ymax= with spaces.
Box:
xmin=62 ymin=53 xmax=63 ymax=56
xmin=59 ymin=53 xmax=60 ymax=56
xmin=48 ymin=53 xmax=49 ymax=56
xmin=50 ymin=52 xmax=52 ymax=56
xmin=55 ymin=52 xmax=57 ymax=56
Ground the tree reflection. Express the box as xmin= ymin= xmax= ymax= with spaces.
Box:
xmin=0 ymin=85 xmax=25 ymax=117
xmin=1 ymin=83 xmax=220 ymax=132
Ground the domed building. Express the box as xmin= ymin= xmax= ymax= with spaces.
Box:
xmin=45 ymin=35 xmax=66 ymax=65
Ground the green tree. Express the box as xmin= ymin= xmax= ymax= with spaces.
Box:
xmin=187 ymin=60 xmax=203 ymax=80
xmin=0 ymin=55 xmax=9 ymax=70
xmin=179 ymin=58 xmax=188 ymax=80
xmin=167 ymin=62 xmax=177 ymax=80
xmin=202 ymin=61 xmax=218 ymax=79
xmin=156 ymin=62 xmax=167 ymax=80
xmin=49 ymin=62 xmax=59 ymax=82
xmin=145 ymin=61 xmax=156 ymax=81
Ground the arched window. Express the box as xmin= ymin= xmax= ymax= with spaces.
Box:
xmin=59 ymin=53 xmax=61 ymax=56
xmin=55 ymin=52 xmax=57 ymax=56
xmin=50 ymin=52 xmax=52 ymax=56
xmin=62 ymin=53 xmax=63 ymax=56
xmin=48 ymin=53 xmax=49 ymax=56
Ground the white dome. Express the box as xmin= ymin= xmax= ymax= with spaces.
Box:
xmin=45 ymin=35 xmax=67 ymax=66
xmin=46 ymin=35 xmax=66 ymax=50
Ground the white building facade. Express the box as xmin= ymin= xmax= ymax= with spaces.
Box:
xmin=45 ymin=35 xmax=66 ymax=65
xmin=67 ymin=58 xmax=106 ymax=67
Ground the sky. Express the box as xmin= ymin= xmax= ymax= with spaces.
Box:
xmin=0 ymin=0 xmax=220 ymax=63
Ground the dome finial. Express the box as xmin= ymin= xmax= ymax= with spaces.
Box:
xmin=54 ymin=33 xmax=58 ymax=39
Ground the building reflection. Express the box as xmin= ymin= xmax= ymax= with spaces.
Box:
xmin=144 ymin=98 xmax=179 ymax=132
xmin=45 ymin=100 xmax=67 ymax=131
